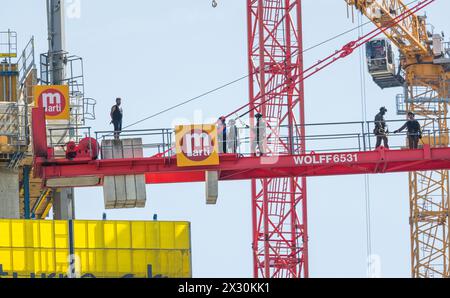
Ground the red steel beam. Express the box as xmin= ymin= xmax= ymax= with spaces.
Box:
xmin=35 ymin=145 xmax=450 ymax=186
xmin=247 ymin=0 xmax=307 ymax=278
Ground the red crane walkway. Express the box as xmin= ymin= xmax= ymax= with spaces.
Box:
xmin=34 ymin=145 xmax=450 ymax=187
xmin=31 ymin=107 xmax=450 ymax=188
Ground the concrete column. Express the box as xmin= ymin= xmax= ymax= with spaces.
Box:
xmin=102 ymin=139 xmax=147 ymax=209
xmin=53 ymin=188 xmax=75 ymax=220
xmin=205 ymin=171 xmax=219 ymax=205
xmin=0 ymin=168 xmax=19 ymax=219
xmin=47 ymin=0 xmax=73 ymax=221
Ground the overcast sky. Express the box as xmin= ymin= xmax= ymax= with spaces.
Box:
xmin=2 ymin=0 xmax=449 ymax=277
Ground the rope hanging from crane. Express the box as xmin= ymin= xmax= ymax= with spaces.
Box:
xmin=357 ymin=11 xmax=374 ymax=277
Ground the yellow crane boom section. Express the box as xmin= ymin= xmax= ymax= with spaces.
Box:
xmin=345 ymin=0 xmax=431 ymax=59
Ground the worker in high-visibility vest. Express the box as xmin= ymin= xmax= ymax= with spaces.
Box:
xmin=393 ymin=111 xmax=422 ymax=149
xmin=110 ymin=97 xmax=123 ymax=140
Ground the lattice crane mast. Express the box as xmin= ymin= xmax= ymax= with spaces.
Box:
xmin=346 ymin=0 xmax=450 ymax=278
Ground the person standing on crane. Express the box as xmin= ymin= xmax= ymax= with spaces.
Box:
xmin=253 ymin=113 xmax=267 ymax=156
xmin=217 ymin=116 xmax=227 ymax=153
xmin=374 ymin=106 xmax=389 ymax=149
xmin=110 ymin=97 xmax=123 ymax=140
xmin=393 ymin=111 xmax=422 ymax=149
xmin=227 ymin=118 xmax=239 ymax=154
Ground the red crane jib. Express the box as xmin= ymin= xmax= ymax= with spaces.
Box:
xmin=33 ymin=145 xmax=450 ymax=187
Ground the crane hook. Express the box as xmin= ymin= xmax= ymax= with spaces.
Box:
xmin=212 ymin=0 xmax=218 ymax=8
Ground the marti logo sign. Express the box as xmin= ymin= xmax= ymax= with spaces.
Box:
xmin=34 ymin=85 xmax=70 ymax=120
xmin=175 ymin=124 xmax=219 ymax=167
xmin=40 ymin=89 xmax=66 ymax=116
xmin=181 ymin=129 xmax=214 ymax=161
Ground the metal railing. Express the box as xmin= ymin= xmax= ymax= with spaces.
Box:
xmin=0 ymin=30 xmax=17 ymax=58
xmin=83 ymin=98 xmax=96 ymax=121
xmin=40 ymin=52 xmax=96 ymax=126
xmin=17 ymin=37 xmax=35 ymax=87
xmin=0 ymin=103 xmax=29 ymax=145
xmin=48 ymin=127 xmax=93 ymax=158
xmin=95 ymin=129 xmax=174 ymax=159
xmin=44 ymin=117 xmax=450 ymax=160
xmin=442 ymin=41 xmax=450 ymax=59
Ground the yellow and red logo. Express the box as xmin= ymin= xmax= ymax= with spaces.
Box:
xmin=175 ymin=124 xmax=219 ymax=167
xmin=34 ymin=85 xmax=70 ymax=120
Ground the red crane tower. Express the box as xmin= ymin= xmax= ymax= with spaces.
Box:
xmin=246 ymin=0 xmax=307 ymax=278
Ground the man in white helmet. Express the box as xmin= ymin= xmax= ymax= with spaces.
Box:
xmin=227 ymin=118 xmax=239 ymax=154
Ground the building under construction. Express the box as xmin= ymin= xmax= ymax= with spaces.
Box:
xmin=0 ymin=0 xmax=450 ymax=278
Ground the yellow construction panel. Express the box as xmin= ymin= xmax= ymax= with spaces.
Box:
xmin=0 ymin=54 xmax=17 ymax=58
xmin=421 ymin=134 xmax=449 ymax=147
xmin=71 ymin=221 xmax=191 ymax=278
xmin=0 ymin=220 xmax=68 ymax=277
xmin=0 ymin=136 xmax=7 ymax=146
xmin=0 ymin=63 xmax=18 ymax=102
xmin=175 ymin=124 xmax=220 ymax=167
xmin=0 ymin=220 xmax=191 ymax=278
xmin=33 ymin=85 xmax=70 ymax=120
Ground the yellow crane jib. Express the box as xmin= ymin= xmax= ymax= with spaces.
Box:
xmin=346 ymin=0 xmax=450 ymax=278
xmin=345 ymin=0 xmax=432 ymax=60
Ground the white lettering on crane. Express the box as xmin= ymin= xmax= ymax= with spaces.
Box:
xmin=42 ymin=92 xmax=62 ymax=113
xmin=293 ymin=153 xmax=358 ymax=165
xmin=183 ymin=132 xmax=212 ymax=157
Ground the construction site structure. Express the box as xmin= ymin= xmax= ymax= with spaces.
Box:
xmin=0 ymin=29 xmax=35 ymax=219
xmin=0 ymin=0 xmax=96 ymax=221
xmin=346 ymin=0 xmax=450 ymax=278
xmin=3 ymin=0 xmax=450 ymax=278
xmin=0 ymin=219 xmax=192 ymax=278
xmin=28 ymin=0 xmax=447 ymax=279
xmin=246 ymin=0 xmax=307 ymax=277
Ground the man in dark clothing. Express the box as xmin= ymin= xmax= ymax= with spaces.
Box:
xmin=110 ymin=97 xmax=123 ymax=140
xmin=394 ymin=111 xmax=422 ymax=149
xmin=217 ymin=116 xmax=227 ymax=153
xmin=374 ymin=106 xmax=389 ymax=149
xmin=253 ymin=113 xmax=267 ymax=156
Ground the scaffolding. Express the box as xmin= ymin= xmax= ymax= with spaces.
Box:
xmin=0 ymin=31 xmax=31 ymax=163
xmin=0 ymin=30 xmax=17 ymax=59
xmin=40 ymin=52 xmax=96 ymax=130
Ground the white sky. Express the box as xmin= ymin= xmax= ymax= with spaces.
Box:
xmin=2 ymin=0 xmax=449 ymax=277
